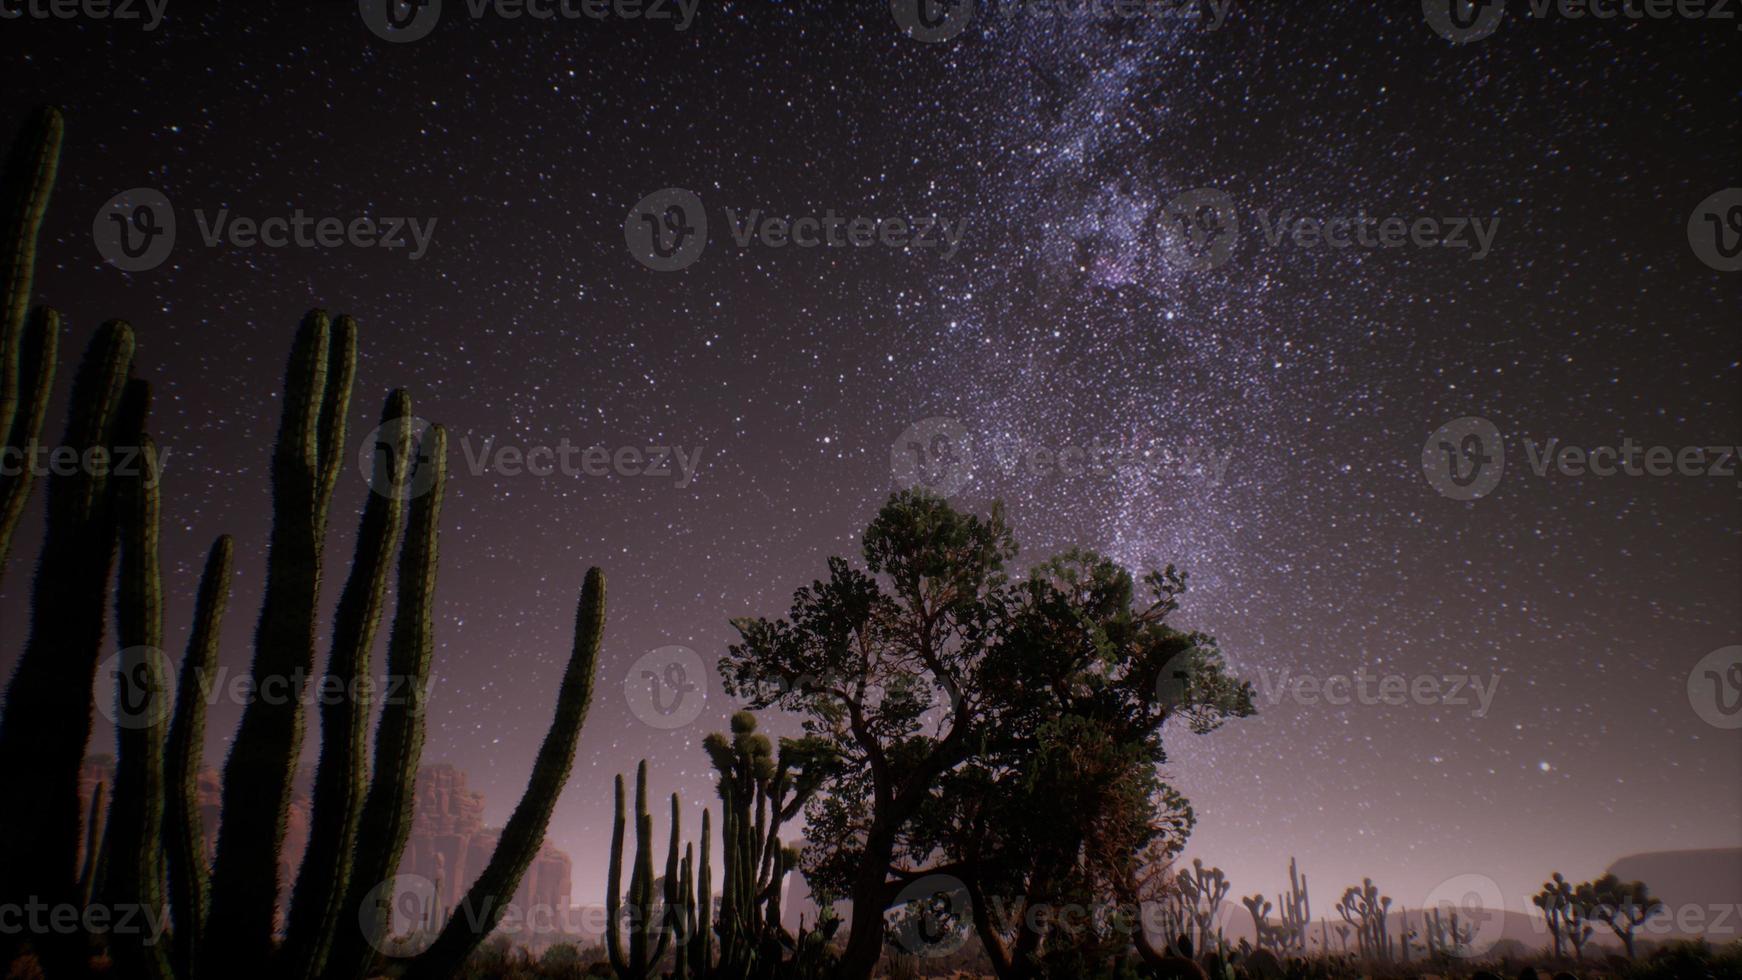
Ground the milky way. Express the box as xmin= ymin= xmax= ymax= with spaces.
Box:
xmin=1 ymin=0 xmax=1737 ymax=926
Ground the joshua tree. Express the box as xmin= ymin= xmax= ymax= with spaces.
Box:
xmin=1579 ymin=874 xmax=1662 ymax=960
xmin=1242 ymin=894 xmax=1275 ymax=952
xmin=1533 ymin=872 xmax=1574 ymax=960
xmin=1335 ymin=879 xmax=1391 ymax=961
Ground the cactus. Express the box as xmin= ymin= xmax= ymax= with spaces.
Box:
xmin=103 ymin=426 xmax=175 ymax=980
xmin=606 ymin=761 xmax=679 ymax=980
xmin=406 ymin=564 xmax=609 ymax=979
xmin=703 ymin=712 xmax=834 ymax=980
xmin=205 ymin=310 xmax=356 ymax=970
xmin=323 ymin=419 xmax=448 ymax=980
xmin=76 ymin=779 xmax=109 ymax=910
xmin=282 ymin=393 xmax=413 ymax=980
xmin=163 ymin=535 xmax=233 ymax=978
xmin=1176 ymin=859 xmax=1231 ymax=959
xmin=0 ymin=264 xmax=611 ymax=978
xmin=1336 ymin=878 xmax=1391 ymax=961
xmin=0 ymin=105 xmax=63 ymax=583
xmin=0 ymin=319 xmax=135 ymax=973
xmin=1276 ymin=857 xmax=1310 ymax=954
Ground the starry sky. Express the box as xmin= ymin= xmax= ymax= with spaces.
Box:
xmin=2 ymin=0 xmax=1738 ymax=926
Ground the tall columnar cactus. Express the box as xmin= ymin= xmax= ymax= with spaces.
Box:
xmin=204 ymin=310 xmax=356 ymax=970
xmin=283 ymin=393 xmax=414 ymax=980
xmin=1276 ymin=857 xmax=1310 ymax=954
xmin=607 ymin=761 xmax=679 ymax=980
xmin=76 ymin=779 xmax=109 ymax=910
xmin=702 ymin=711 xmax=834 ymax=980
xmin=689 ymin=808 xmax=713 ymax=977
xmin=323 ymin=419 xmax=448 ymax=980
xmin=406 ymin=565 xmax=609 ymax=980
xmin=104 ymin=424 xmax=175 ymax=980
xmin=0 ymin=319 xmax=134 ymax=973
xmin=164 ymin=535 xmax=233 ymax=979
xmin=0 ymin=105 xmax=63 ymax=582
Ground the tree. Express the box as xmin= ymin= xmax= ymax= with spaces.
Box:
xmin=720 ymin=493 xmax=1252 ymax=980
xmin=1533 ymin=872 xmax=1573 ymax=960
xmin=721 ymin=490 xmax=1016 ymax=979
xmin=1579 ymin=874 xmax=1662 ymax=960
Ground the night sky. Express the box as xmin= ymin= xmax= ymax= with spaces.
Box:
xmin=2 ymin=0 xmax=1738 ymax=926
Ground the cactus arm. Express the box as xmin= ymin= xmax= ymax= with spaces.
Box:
xmin=0 ymin=105 xmax=62 ymax=510
xmin=401 ymin=565 xmax=605 ymax=980
xmin=77 ymin=780 xmax=109 ymax=908
xmin=696 ymin=808 xmax=712 ymax=977
xmin=607 ymin=772 xmax=629 ymax=977
xmin=0 ymin=305 xmax=58 ymax=581
xmin=0 ymin=320 xmax=133 ymax=965
xmin=104 ymin=429 xmax=175 ymax=980
xmin=206 ymin=310 xmax=349 ymax=971
xmin=164 ymin=534 xmax=233 ymax=978
xmin=283 ymin=392 xmax=412 ymax=980
xmin=323 ymin=424 xmax=447 ymax=980
xmin=650 ymin=792 xmax=680 ymax=967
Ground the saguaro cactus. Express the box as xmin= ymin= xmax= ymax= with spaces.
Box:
xmin=1276 ymin=857 xmax=1310 ymax=953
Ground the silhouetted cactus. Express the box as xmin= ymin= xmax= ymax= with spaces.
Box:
xmin=1276 ymin=857 xmax=1310 ymax=953
xmin=0 ymin=231 xmax=612 ymax=980
xmin=205 ymin=310 xmax=357 ymax=970
xmin=0 ymin=318 xmax=135 ymax=974
xmin=1335 ymin=878 xmax=1391 ymax=961
xmin=283 ymin=393 xmax=413 ymax=980
xmin=703 ymin=711 xmax=834 ymax=980
xmin=606 ymin=761 xmax=679 ymax=980
xmin=0 ymin=105 xmax=63 ymax=582
xmin=164 ymin=535 xmax=233 ymax=978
